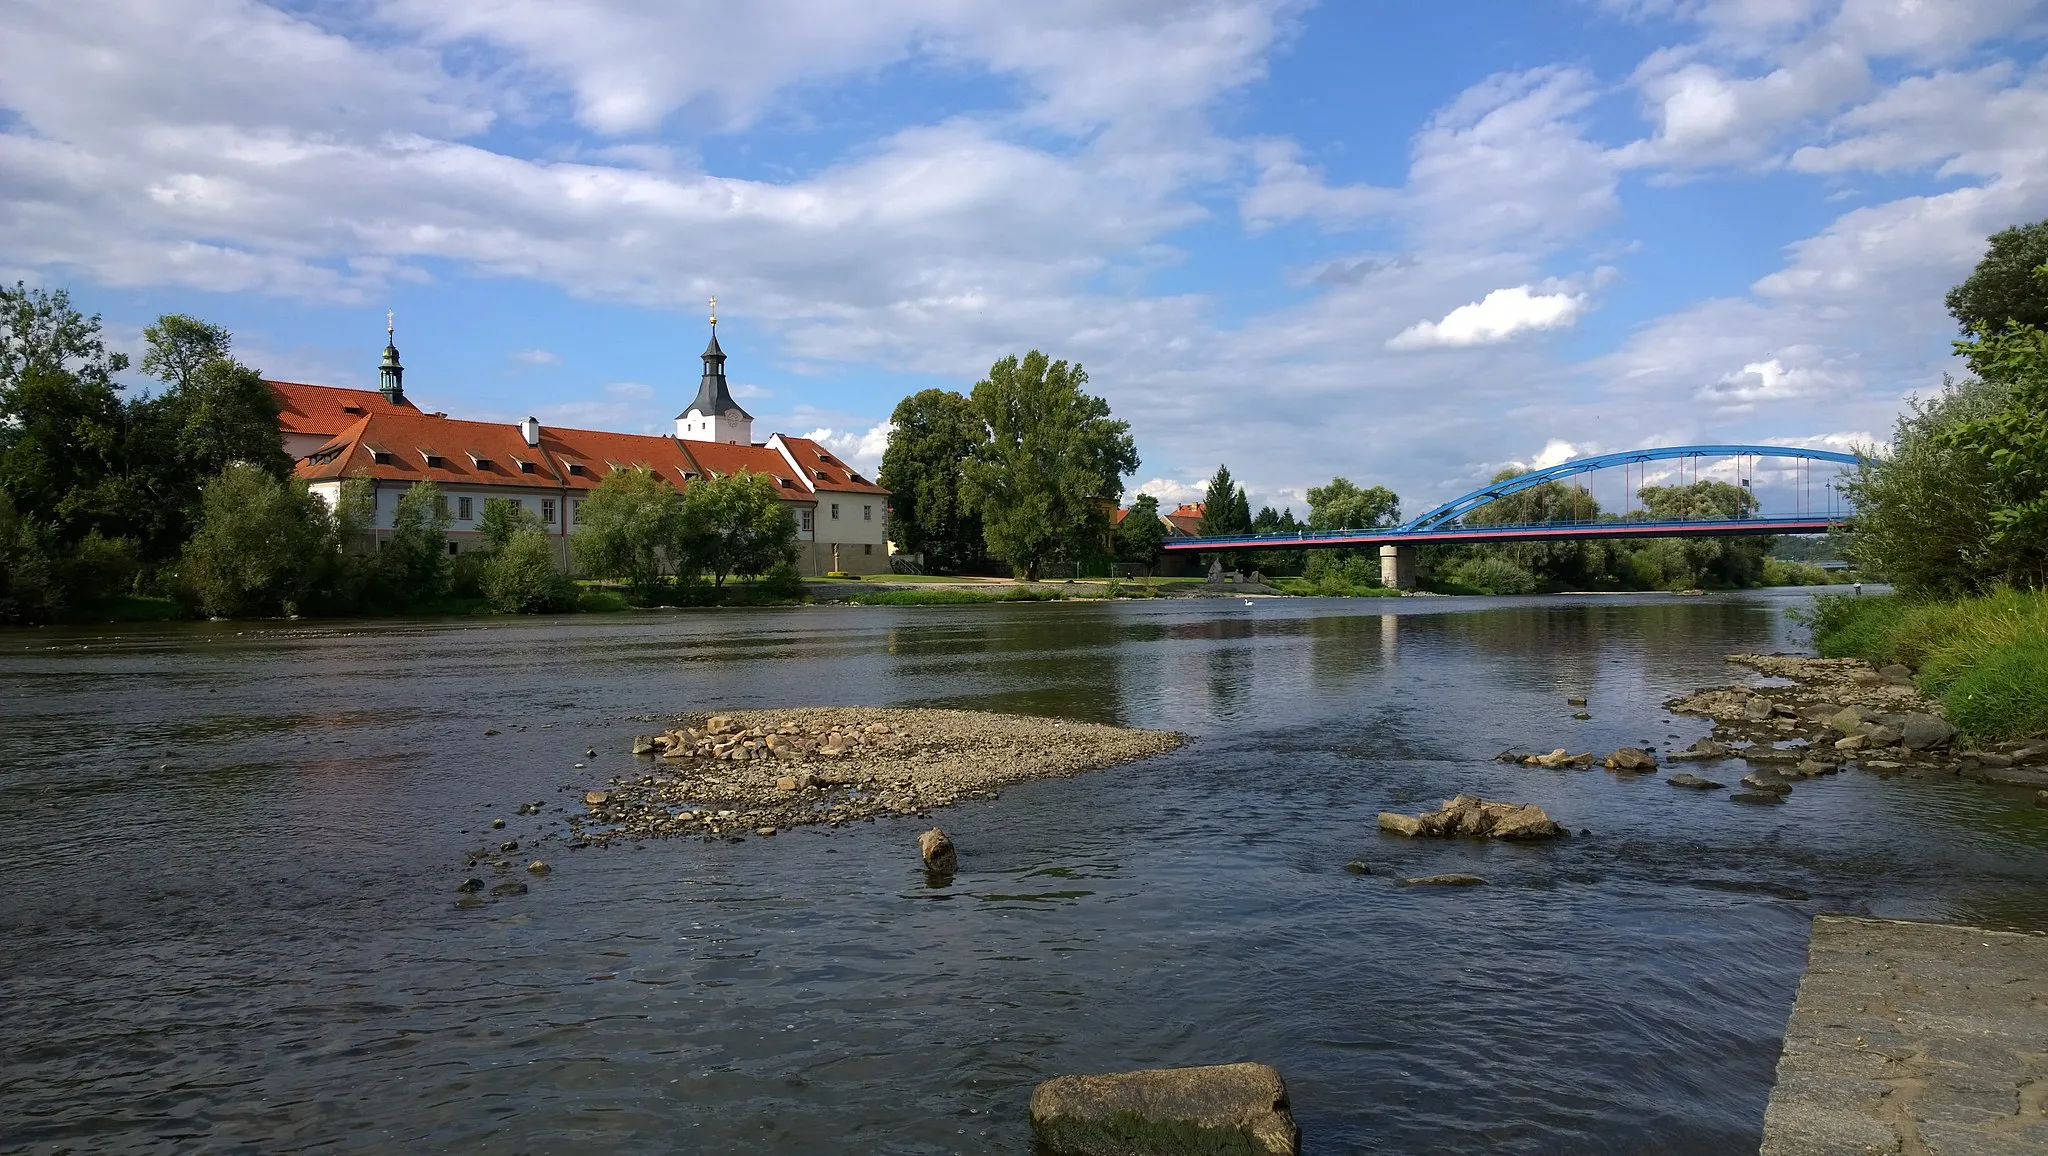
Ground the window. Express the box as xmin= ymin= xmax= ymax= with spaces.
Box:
xmin=457 ymin=496 xmax=473 ymax=521
xmin=831 ymin=502 xmax=840 ymax=520
xmin=371 ymin=450 xmax=394 ymax=465
xmin=447 ymin=541 xmax=459 ymax=556
xmin=799 ymin=508 xmax=814 ymax=532
xmin=572 ymin=500 xmax=584 ymax=525
xmin=517 ymin=459 xmax=536 ymax=474
xmin=541 ymin=498 xmax=557 ymax=523
xmin=864 ymin=543 xmax=873 ymax=556
xmin=862 ymin=504 xmax=871 ymax=521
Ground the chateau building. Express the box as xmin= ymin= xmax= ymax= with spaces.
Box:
xmin=273 ymin=315 xmax=892 ymax=576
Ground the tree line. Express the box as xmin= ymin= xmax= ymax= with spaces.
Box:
xmin=0 ymin=287 xmax=804 ymax=622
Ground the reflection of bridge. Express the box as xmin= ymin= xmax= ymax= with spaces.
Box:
xmin=1163 ymin=444 xmax=1859 ymax=588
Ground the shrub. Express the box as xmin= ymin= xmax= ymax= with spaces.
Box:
xmin=180 ymin=463 xmax=328 ymax=617
xmin=1945 ymin=638 xmax=2048 ymax=739
xmin=1443 ymin=555 xmax=1537 ymax=595
xmin=483 ymin=530 xmax=576 ymax=613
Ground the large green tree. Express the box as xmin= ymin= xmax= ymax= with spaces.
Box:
xmin=571 ymin=467 xmax=686 ymax=594
xmin=959 ymin=351 xmax=1137 ymax=580
xmin=1945 ymin=219 xmax=2048 ymax=339
xmin=379 ymin=481 xmax=453 ymax=608
xmin=180 ymin=462 xmax=331 ymax=617
xmin=1306 ymin=477 xmax=1400 ymax=530
xmin=878 ymin=388 xmax=987 ymax=571
xmin=1116 ymin=494 xmax=1167 ymax=566
xmin=1198 ymin=465 xmax=1252 ymax=537
xmin=683 ymin=469 xmax=799 ymax=587
xmin=1939 ymin=323 xmax=2048 ymax=586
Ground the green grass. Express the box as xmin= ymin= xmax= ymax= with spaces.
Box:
xmin=1274 ymin=576 xmax=1403 ymax=597
xmin=1807 ymin=588 xmax=2048 ymax=742
xmin=576 ymin=590 xmax=631 ymax=613
xmin=838 ymin=588 xmax=1066 ymax=606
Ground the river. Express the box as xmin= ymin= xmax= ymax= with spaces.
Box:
xmin=3 ymin=590 xmax=2046 ymax=1154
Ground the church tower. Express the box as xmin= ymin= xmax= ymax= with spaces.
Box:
xmin=378 ymin=312 xmax=405 ymax=405
xmin=676 ymin=297 xmax=753 ymax=444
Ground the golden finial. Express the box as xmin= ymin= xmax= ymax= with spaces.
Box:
xmin=708 ymin=295 xmax=717 ymax=326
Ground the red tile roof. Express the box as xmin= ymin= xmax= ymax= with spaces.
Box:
xmin=1162 ymin=502 xmax=1205 ymax=538
xmin=268 ymin=380 xmax=417 ymax=437
xmin=678 ymin=439 xmax=813 ymax=500
xmin=772 ymin=435 xmax=888 ymax=495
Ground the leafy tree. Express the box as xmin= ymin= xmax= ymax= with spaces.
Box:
xmin=1938 ymin=323 xmax=2048 ymax=586
xmin=478 ymin=497 xmax=544 ymax=553
xmin=0 ymin=286 xmax=134 ymax=548
xmin=1116 ymin=493 xmax=1167 ymax=566
xmin=180 ymin=463 xmax=330 ymax=617
xmin=379 ymin=481 xmax=452 ymax=608
xmin=879 ymin=388 xmax=987 ymax=570
xmin=571 ymin=467 xmax=685 ymax=594
xmin=1306 ymin=477 xmax=1400 ymax=530
xmin=0 ymin=282 xmax=130 ymax=402
xmin=139 ymin=314 xmax=233 ymax=392
xmin=683 ymin=469 xmax=799 ymax=587
xmin=1198 ymin=465 xmax=1253 ymax=537
xmin=1842 ymin=375 xmax=2007 ymax=595
xmin=1633 ymin=481 xmax=1769 ymax=588
xmin=483 ymin=529 xmax=576 ymax=613
xmin=1945 ymin=219 xmax=2048 ymax=340
xmin=959 ymin=351 xmax=1138 ymax=581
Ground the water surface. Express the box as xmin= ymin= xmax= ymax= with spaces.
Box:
xmin=4 ymin=590 xmax=2046 ymax=1154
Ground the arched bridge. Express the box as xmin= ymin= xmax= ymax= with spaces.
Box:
xmin=1162 ymin=444 xmax=1860 ymax=584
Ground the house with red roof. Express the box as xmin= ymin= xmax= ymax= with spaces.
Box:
xmin=272 ymin=317 xmax=893 ymax=575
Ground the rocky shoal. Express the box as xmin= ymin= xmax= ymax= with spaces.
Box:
xmin=571 ymin=707 xmax=1186 ymax=844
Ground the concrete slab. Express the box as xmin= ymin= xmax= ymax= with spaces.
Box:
xmin=1761 ymin=915 xmax=2048 ymax=1155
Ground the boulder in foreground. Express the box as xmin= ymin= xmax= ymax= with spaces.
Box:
xmin=1378 ymin=794 xmax=1567 ymax=840
xmin=1030 ymin=1062 xmax=1298 ymax=1156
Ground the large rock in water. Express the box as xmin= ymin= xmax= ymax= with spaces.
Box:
xmin=1031 ymin=1063 xmax=1298 ymax=1156
xmin=1898 ymin=712 xmax=1958 ymax=750
xmin=1379 ymin=794 xmax=1567 ymax=840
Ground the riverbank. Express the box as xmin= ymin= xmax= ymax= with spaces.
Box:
xmin=1761 ymin=915 xmax=2048 ymax=1154
xmin=1808 ymin=589 xmax=2048 ymax=742
xmin=570 ymin=707 xmax=1185 ymax=844
xmin=1661 ymin=654 xmax=2048 ymax=790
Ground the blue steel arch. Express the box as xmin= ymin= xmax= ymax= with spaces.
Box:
xmin=1395 ymin=444 xmax=1860 ymax=533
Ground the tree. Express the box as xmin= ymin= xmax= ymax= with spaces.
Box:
xmin=1945 ymin=219 xmax=2048 ymax=339
xmin=1197 ymin=465 xmax=1251 ymax=538
xmin=1634 ymin=481 xmax=1769 ymax=589
xmin=139 ymin=314 xmax=233 ymax=392
xmin=959 ymin=351 xmax=1138 ymax=581
xmin=0 ymin=282 xmax=129 ymax=403
xmin=571 ymin=467 xmax=685 ymax=594
xmin=0 ymin=285 xmax=134 ymax=548
xmin=879 ymin=388 xmax=987 ymax=570
xmin=1116 ymin=494 xmax=1167 ymax=566
xmin=682 ymin=469 xmax=798 ymax=587
xmin=1306 ymin=477 xmax=1400 ymax=530
xmin=478 ymin=497 xmax=544 ymax=553
xmin=379 ymin=481 xmax=452 ymax=608
xmin=483 ymin=529 xmax=576 ymax=613
xmin=180 ymin=463 xmax=330 ymax=617
xmin=1938 ymin=324 xmax=2048 ymax=587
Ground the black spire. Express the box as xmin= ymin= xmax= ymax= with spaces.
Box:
xmin=684 ymin=311 xmax=750 ymax=421
xmin=379 ymin=311 xmax=405 ymax=404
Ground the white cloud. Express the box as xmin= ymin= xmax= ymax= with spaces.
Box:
xmin=1697 ymin=353 xmax=1852 ymax=410
xmin=801 ymin=423 xmax=891 ymax=478
xmin=509 ymin=347 xmax=560 ymax=366
xmin=541 ymin=381 xmax=660 ymax=432
xmin=1387 ymin=286 xmax=1588 ymax=350
xmin=1239 ymin=139 xmax=1393 ymax=232
xmin=1133 ymin=477 xmax=1205 ymax=508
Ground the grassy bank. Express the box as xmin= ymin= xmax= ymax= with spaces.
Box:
xmin=836 ymin=587 xmax=1067 ymax=606
xmin=1806 ymin=589 xmax=2048 ymax=741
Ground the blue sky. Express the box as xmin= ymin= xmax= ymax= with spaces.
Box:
xmin=5 ymin=0 xmax=2046 ymax=515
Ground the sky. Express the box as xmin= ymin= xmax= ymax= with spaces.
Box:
xmin=4 ymin=0 xmax=2046 ymax=519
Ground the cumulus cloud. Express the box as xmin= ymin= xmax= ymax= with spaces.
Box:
xmin=1239 ymin=139 xmax=1393 ymax=232
xmin=801 ymin=423 xmax=891 ymax=478
xmin=1133 ymin=477 xmax=1206 ymax=508
xmin=1696 ymin=354 xmax=1851 ymax=410
xmin=1387 ymin=286 xmax=1587 ymax=351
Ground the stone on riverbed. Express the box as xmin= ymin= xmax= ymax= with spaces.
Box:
xmin=1668 ymin=740 xmax=1728 ymax=762
xmin=1606 ymin=747 xmax=1657 ymax=772
xmin=918 ymin=827 xmax=957 ymax=873
xmin=1401 ymin=874 xmax=1488 ymax=887
xmin=1897 ymin=712 xmax=1957 ymax=751
xmin=1731 ymin=790 xmax=1787 ymax=805
xmin=1668 ymin=773 xmax=1724 ymax=789
xmin=1029 ymin=1062 xmax=1298 ymax=1156
xmin=1379 ymin=794 xmax=1567 ymax=840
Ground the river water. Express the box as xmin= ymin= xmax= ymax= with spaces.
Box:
xmin=4 ymin=590 xmax=2046 ymax=1155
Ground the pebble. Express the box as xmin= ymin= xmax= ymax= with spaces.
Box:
xmin=499 ymin=840 xmax=519 ymax=852
xmin=491 ymin=818 xmax=506 ymax=829
xmin=527 ymin=860 xmax=550 ymax=875
xmin=457 ymin=877 xmax=485 ymax=893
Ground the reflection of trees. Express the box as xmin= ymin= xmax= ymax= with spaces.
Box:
xmin=1304 ymin=610 xmax=1396 ymax=690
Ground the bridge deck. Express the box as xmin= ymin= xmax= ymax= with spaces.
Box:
xmin=1163 ymin=516 xmax=1842 ymax=551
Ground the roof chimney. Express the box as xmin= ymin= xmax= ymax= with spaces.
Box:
xmin=520 ymin=416 xmax=540 ymax=447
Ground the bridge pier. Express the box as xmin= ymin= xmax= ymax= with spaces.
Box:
xmin=1379 ymin=545 xmax=1418 ymax=590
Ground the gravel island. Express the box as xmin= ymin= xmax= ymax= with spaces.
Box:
xmin=572 ymin=707 xmax=1186 ymax=843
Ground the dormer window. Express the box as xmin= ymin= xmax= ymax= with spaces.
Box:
xmin=467 ymin=451 xmax=492 ymax=469
xmin=814 ymin=469 xmax=830 ymax=481
xmin=369 ymin=444 xmax=395 ymax=466
xmin=420 ymin=449 xmax=444 ymax=469
xmin=566 ymin=461 xmax=587 ymax=476
xmin=818 ymin=453 xmax=837 ymax=464
xmin=514 ymin=458 xmax=536 ymax=474
xmin=341 ymin=404 xmax=363 ymax=414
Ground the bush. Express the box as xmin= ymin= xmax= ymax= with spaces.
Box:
xmin=576 ymin=589 xmax=630 ymax=613
xmin=1763 ymin=558 xmax=1834 ymax=586
xmin=483 ymin=530 xmax=576 ymax=613
xmin=757 ymin=559 xmax=808 ymax=602
xmin=1945 ymin=639 xmax=2048 ymax=739
xmin=180 ymin=464 xmax=328 ymax=617
xmin=1442 ymin=555 xmax=1537 ymax=595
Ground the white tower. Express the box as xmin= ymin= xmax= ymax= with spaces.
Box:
xmin=676 ymin=297 xmax=753 ymax=445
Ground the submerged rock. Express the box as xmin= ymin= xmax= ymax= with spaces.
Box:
xmin=1668 ymin=740 xmax=1728 ymax=762
xmin=1730 ymin=790 xmax=1787 ymax=805
xmin=1343 ymin=860 xmax=1372 ymax=875
xmin=918 ymin=827 xmax=958 ymax=873
xmin=1030 ymin=1063 xmax=1298 ymax=1156
xmin=1606 ymin=747 xmax=1658 ymax=772
xmin=1667 ymin=773 xmax=1724 ymax=790
xmin=1401 ymin=874 xmax=1488 ymax=887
